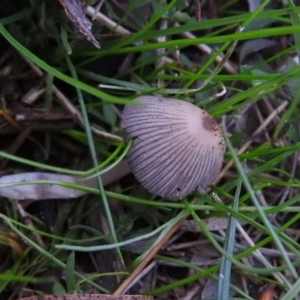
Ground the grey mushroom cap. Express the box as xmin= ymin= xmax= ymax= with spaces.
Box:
xmin=121 ymin=96 xmax=225 ymax=200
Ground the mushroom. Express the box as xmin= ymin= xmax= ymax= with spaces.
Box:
xmin=121 ymin=96 xmax=225 ymax=200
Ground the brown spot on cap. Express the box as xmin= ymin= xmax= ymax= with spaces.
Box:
xmin=122 ymin=96 xmax=225 ymax=201
xmin=202 ymin=115 xmax=216 ymax=132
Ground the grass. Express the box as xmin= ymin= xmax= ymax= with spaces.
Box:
xmin=0 ymin=0 xmax=300 ymax=299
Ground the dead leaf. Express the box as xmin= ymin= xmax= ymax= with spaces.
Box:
xmin=257 ymin=285 xmax=274 ymax=300
xmin=0 ymin=108 xmax=19 ymax=128
xmin=181 ymin=218 xmax=230 ymax=232
xmin=0 ymin=228 xmax=23 ymax=254
xmin=239 ymin=39 xmax=277 ymax=62
xmin=201 ymin=272 xmax=241 ymax=299
xmin=0 ymin=160 xmax=131 ymax=200
xmin=58 ymin=0 xmax=100 ymax=48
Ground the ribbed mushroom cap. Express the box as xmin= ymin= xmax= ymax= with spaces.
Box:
xmin=122 ymin=96 xmax=225 ymax=200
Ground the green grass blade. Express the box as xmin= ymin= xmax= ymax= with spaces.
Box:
xmin=217 ymin=176 xmax=242 ymax=300
xmin=65 ymin=251 xmax=76 ymax=293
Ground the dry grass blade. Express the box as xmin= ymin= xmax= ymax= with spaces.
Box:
xmin=112 ymin=216 xmax=187 ymax=296
xmin=20 ymin=295 xmax=153 ymax=300
xmin=86 ymin=6 xmax=131 ymax=36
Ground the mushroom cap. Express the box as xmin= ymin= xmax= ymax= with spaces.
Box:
xmin=122 ymin=96 xmax=225 ymax=200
